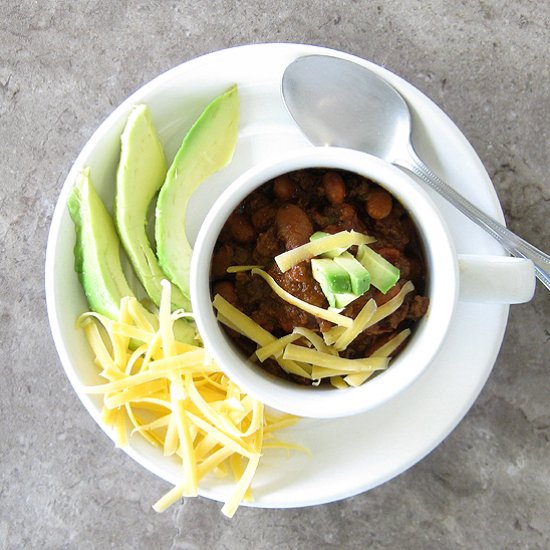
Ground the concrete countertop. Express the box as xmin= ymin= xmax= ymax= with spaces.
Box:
xmin=1 ymin=2 xmax=548 ymax=548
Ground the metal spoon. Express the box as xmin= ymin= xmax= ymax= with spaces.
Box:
xmin=282 ymin=54 xmax=550 ymax=291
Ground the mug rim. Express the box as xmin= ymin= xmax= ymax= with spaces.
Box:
xmin=190 ymin=147 xmax=458 ymax=418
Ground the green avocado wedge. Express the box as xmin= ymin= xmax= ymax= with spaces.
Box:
xmin=115 ymin=104 xmax=189 ymax=311
xmin=357 ymin=244 xmax=400 ymax=294
xmin=68 ymin=168 xmax=196 ymax=344
xmin=155 ymin=85 xmax=240 ymax=303
xmin=68 ymin=167 xmax=135 ymax=319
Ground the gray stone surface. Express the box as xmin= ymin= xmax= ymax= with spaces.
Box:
xmin=1 ymin=1 xmax=549 ymax=548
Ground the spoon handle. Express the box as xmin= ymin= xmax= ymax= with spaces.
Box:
xmin=397 ymin=144 xmax=550 ymax=291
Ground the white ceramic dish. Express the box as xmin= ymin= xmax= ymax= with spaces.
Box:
xmin=191 ymin=147 xmax=532 ymax=419
xmin=45 ymin=44 xmax=509 ymax=509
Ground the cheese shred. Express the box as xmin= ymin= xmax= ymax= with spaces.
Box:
xmin=214 ymin=265 xmax=417 ymax=387
xmin=79 ymin=281 xmax=298 ymax=518
xmin=250 ymin=268 xmax=353 ymax=328
xmin=274 ymin=230 xmax=375 ymax=272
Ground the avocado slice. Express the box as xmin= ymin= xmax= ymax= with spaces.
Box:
xmin=115 ymin=104 xmax=189 ymax=311
xmin=155 ymin=85 xmax=240 ymax=302
xmin=68 ymin=167 xmax=136 ymax=319
xmin=333 ymin=252 xmax=371 ymax=295
xmin=357 ymin=244 xmax=400 ymax=294
xmin=68 ymin=168 xmax=196 ymax=344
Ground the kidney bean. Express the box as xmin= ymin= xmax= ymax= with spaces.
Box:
xmin=273 ymin=174 xmax=297 ymax=201
xmin=226 ymin=213 xmax=256 ymax=243
xmin=276 ymin=204 xmax=314 ymax=250
xmin=366 ymin=189 xmax=393 ymax=219
xmin=323 ymin=171 xmax=346 ymax=204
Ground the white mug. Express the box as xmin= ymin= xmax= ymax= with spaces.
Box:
xmin=190 ymin=148 xmax=535 ymax=418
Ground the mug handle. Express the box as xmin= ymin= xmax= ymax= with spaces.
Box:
xmin=458 ymin=255 xmax=535 ymax=304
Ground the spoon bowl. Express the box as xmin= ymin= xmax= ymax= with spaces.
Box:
xmin=282 ymin=55 xmax=410 ymax=161
xmin=282 ymin=54 xmax=549 ymax=291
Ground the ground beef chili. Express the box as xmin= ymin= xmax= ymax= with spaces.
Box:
xmin=211 ymin=168 xmax=430 ymax=385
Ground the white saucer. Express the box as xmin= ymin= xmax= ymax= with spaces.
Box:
xmin=46 ymin=44 xmax=509 ymax=509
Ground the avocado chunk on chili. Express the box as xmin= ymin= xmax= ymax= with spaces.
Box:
xmin=333 ymin=252 xmax=371 ymax=295
xmin=311 ymin=258 xmax=352 ymax=294
xmin=357 ymin=244 xmax=400 ymax=294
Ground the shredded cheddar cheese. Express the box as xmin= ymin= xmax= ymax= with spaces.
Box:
xmin=214 ymin=294 xmax=311 ymax=378
xmin=344 ymin=328 xmax=411 ymax=387
xmin=274 ymin=230 xmax=376 ymax=272
xmin=226 ymin=265 xmax=264 ymax=273
xmin=362 ymin=281 xmax=415 ymax=330
xmin=325 ymin=281 xmax=415 ymax=352
xmin=255 ymin=333 xmax=303 ymax=362
xmin=79 ymin=281 xmax=298 ymax=518
xmin=291 ymin=326 xmax=338 ymax=356
xmin=215 ymin=262 xmax=417 ymax=387
xmin=283 ymin=344 xmax=390 ymax=373
xmin=333 ymin=298 xmax=377 ymax=351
